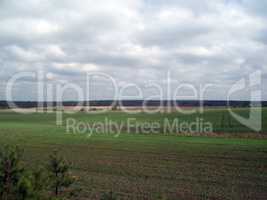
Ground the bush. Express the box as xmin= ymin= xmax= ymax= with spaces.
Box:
xmin=0 ymin=146 xmax=78 ymax=200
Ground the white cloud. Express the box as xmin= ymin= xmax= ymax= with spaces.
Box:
xmin=53 ymin=63 xmax=98 ymax=72
xmin=0 ymin=0 xmax=266 ymax=100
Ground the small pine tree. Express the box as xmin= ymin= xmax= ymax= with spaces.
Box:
xmin=0 ymin=145 xmax=29 ymax=200
xmin=47 ymin=151 xmax=74 ymax=198
xmin=30 ymin=167 xmax=49 ymax=200
xmin=16 ymin=175 xmax=33 ymax=200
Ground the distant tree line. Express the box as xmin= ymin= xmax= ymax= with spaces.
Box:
xmin=1 ymin=100 xmax=266 ymax=109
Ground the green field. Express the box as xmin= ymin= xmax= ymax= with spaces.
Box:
xmin=0 ymin=108 xmax=267 ymax=199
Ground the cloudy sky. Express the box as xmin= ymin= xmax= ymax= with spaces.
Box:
xmin=0 ymin=0 xmax=267 ymax=101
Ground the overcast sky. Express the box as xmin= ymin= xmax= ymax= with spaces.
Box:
xmin=0 ymin=0 xmax=267 ymax=101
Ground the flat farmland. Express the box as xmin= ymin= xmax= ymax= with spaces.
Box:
xmin=0 ymin=108 xmax=266 ymax=199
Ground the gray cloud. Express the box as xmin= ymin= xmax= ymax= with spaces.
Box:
xmin=0 ymin=0 xmax=267 ymax=100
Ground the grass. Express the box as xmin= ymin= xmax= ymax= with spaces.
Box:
xmin=0 ymin=108 xmax=267 ymax=199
